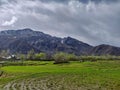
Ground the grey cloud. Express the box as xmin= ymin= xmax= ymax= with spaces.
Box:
xmin=0 ymin=0 xmax=120 ymax=47
xmin=39 ymin=0 xmax=119 ymax=4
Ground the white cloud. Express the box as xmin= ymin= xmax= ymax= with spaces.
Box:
xmin=2 ymin=16 xmax=18 ymax=26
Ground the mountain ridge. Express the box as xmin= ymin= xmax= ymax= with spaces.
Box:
xmin=0 ymin=28 xmax=120 ymax=56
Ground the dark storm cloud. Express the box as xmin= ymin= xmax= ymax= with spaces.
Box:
xmin=0 ymin=0 xmax=120 ymax=46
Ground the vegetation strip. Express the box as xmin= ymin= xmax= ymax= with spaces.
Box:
xmin=0 ymin=61 xmax=120 ymax=90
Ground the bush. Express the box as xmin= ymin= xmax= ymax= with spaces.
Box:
xmin=53 ymin=52 xmax=69 ymax=64
xmin=66 ymin=53 xmax=78 ymax=61
xmin=20 ymin=54 xmax=26 ymax=65
xmin=79 ymin=56 xmax=98 ymax=62
xmin=27 ymin=49 xmax=35 ymax=60
xmin=35 ymin=53 xmax=46 ymax=60
xmin=79 ymin=55 xmax=120 ymax=62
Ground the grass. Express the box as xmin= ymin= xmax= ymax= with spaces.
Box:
xmin=0 ymin=60 xmax=120 ymax=90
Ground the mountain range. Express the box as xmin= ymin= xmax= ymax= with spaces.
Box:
xmin=0 ymin=28 xmax=120 ymax=56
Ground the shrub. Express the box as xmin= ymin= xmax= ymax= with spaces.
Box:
xmin=53 ymin=52 xmax=69 ymax=64
xmin=79 ymin=56 xmax=98 ymax=62
xmin=66 ymin=53 xmax=78 ymax=61
xmin=20 ymin=54 xmax=26 ymax=65
xmin=27 ymin=49 xmax=35 ymax=60
xmin=35 ymin=53 xmax=46 ymax=60
xmin=79 ymin=55 xmax=120 ymax=62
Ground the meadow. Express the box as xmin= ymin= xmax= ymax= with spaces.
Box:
xmin=0 ymin=60 xmax=120 ymax=90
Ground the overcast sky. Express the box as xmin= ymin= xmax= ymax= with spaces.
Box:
xmin=0 ymin=0 xmax=120 ymax=46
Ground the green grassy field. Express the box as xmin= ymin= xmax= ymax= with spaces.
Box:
xmin=0 ymin=61 xmax=120 ymax=90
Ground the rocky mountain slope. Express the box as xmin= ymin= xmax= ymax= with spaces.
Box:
xmin=0 ymin=28 xmax=120 ymax=56
xmin=89 ymin=44 xmax=120 ymax=56
xmin=0 ymin=28 xmax=92 ymax=55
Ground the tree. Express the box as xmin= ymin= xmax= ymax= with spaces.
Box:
xmin=66 ymin=53 xmax=78 ymax=61
xmin=35 ymin=53 xmax=46 ymax=60
xmin=0 ymin=50 xmax=10 ymax=58
xmin=20 ymin=54 xmax=26 ymax=65
xmin=27 ymin=49 xmax=35 ymax=60
xmin=53 ymin=52 xmax=69 ymax=64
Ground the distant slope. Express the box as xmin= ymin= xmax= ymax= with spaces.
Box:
xmin=0 ymin=28 xmax=120 ymax=55
xmin=0 ymin=28 xmax=92 ymax=55
xmin=90 ymin=44 xmax=120 ymax=56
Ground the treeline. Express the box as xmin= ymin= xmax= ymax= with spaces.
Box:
xmin=0 ymin=49 xmax=120 ymax=64
xmin=20 ymin=50 xmax=120 ymax=64
xmin=53 ymin=53 xmax=120 ymax=64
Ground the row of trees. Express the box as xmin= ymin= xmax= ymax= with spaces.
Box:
xmin=53 ymin=54 xmax=120 ymax=64
xmin=19 ymin=52 xmax=47 ymax=61
xmin=1 ymin=49 xmax=120 ymax=64
xmin=19 ymin=50 xmax=77 ymax=64
xmin=0 ymin=49 xmax=82 ymax=63
xmin=0 ymin=49 xmax=47 ymax=60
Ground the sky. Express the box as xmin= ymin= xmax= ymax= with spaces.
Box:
xmin=0 ymin=0 xmax=120 ymax=46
